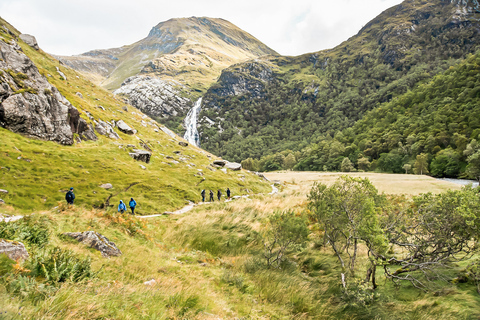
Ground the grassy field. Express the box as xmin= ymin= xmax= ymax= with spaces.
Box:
xmin=264 ymin=171 xmax=463 ymax=195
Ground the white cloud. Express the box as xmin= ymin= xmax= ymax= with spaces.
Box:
xmin=0 ymin=0 xmax=403 ymax=56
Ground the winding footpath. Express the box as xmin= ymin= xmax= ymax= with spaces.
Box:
xmin=138 ymin=184 xmax=279 ymax=219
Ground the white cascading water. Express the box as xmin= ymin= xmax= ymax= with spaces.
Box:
xmin=183 ymin=97 xmax=202 ymax=147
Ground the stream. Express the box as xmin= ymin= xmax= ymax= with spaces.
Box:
xmin=183 ymin=98 xmax=202 ymax=147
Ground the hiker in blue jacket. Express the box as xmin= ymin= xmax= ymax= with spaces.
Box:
xmin=118 ymin=200 xmax=127 ymax=214
xmin=65 ymin=187 xmax=75 ymax=205
xmin=129 ymin=197 xmax=137 ymax=215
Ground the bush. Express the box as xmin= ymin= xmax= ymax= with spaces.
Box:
xmin=0 ymin=215 xmax=50 ymax=246
xmin=27 ymin=247 xmax=94 ymax=284
xmin=8 ymin=275 xmax=57 ymax=305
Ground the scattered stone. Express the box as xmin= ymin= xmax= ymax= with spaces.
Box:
xmin=129 ymin=149 xmax=152 ymax=163
xmin=0 ymin=239 xmax=29 ymax=260
xmin=56 ymin=67 xmax=67 ymax=80
xmin=213 ymin=160 xmax=227 ymax=167
xmin=254 ymin=172 xmax=270 ymax=181
xmin=62 ymin=231 xmax=121 ymax=258
xmin=221 ymin=168 xmax=227 ymax=174
xmin=160 ymin=126 xmax=177 ymax=139
xmin=171 ymin=160 xmax=180 ymax=164
xmin=100 ymin=183 xmax=113 ymax=189
xmin=0 ymin=199 xmax=4 ymax=205
xmin=199 ymin=263 xmax=208 ymax=267
xmin=97 ymin=105 xmax=106 ymax=111
xmin=166 ymin=156 xmax=174 ymax=159
xmin=95 ymin=120 xmax=119 ymax=140
xmin=0 ymin=189 xmax=8 ymax=194
xmin=225 ymin=162 xmax=242 ymax=170
xmin=127 ymin=144 xmax=135 ymax=148
xmin=140 ymin=165 xmax=146 ymax=170
xmin=116 ymin=120 xmax=135 ymax=134
xmin=144 ymin=279 xmax=156 ymax=286
xmin=154 ymin=129 xmax=159 ymax=132
xmin=179 ymin=141 xmax=188 ymax=147
xmin=173 ymin=151 xmax=181 ymax=154
xmin=122 ymin=106 xmax=128 ymax=112
xmin=76 ymin=92 xmax=83 ymax=99
xmin=19 ymin=34 xmax=39 ymax=50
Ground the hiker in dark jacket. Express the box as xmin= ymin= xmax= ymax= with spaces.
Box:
xmin=201 ymin=189 xmax=206 ymax=202
xmin=118 ymin=200 xmax=127 ymax=213
xmin=129 ymin=198 xmax=137 ymax=215
xmin=226 ymin=188 xmax=231 ymax=199
xmin=217 ymin=189 xmax=222 ymax=201
xmin=65 ymin=187 xmax=75 ymax=205
xmin=209 ymin=190 xmax=214 ymax=202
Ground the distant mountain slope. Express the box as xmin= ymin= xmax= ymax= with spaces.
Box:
xmin=0 ymin=18 xmax=270 ymax=213
xmin=198 ymin=0 xmax=480 ymax=162
xmin=56 ymin=17 xmax=277 ymax=125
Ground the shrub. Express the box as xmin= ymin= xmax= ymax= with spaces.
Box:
xmin=0 ymin=215 xmax=50 ymax=246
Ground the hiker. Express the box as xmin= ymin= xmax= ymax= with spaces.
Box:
xmin=65 ymin=187 xmax=75 ymax=205
xmin=201 ymin=189 xmax=206 ymax=202
xmin=217 ymin=189 xmax=222 ymax=201
xmin=118 ymin=200 xmax=127 ymax=214
xmin=209 ymin=190 xmax=214 ymax=202
xmin=226 ymin=188 xmax=231 ymax=199
xmin=129 ymin=197 xmax=137 ymax=215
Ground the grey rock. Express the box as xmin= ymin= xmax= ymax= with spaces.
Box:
xmin=254 ymin=172 xmax=270 ymax=181
xmin=0 ymin=199 xmax=4 ymax=204
xmin=225 ymin=162 xmax=242 ymax=170
xmin=100 ymin=183 xmax=113 ymax=189
xmin=116 ymin=120 xmax=135 ymax=134
xmin=19 ymin=34 xmax=39 ymax=50
xmin=113 ymin=76 xmax=191 ymax=119
xmin=126 ymin=144 xmax=135 ymax=148
xmin=212 ymin=160 xmax=227 ymax=167
xmin=0 ymin=40 xmax=87 ymax=144
xmin=56 ymin=67 xmax=67 ymax=81
xmin=0 ymin=189 xmax=8 ymax=194
xmin=140 ymin=165 xmax=146 ymax=170
xmin=63 ymin=231 xmax=121 ymax=258
xmin=0 ymin=239 xmax=29 ymax=260
xmin=160 ymin=126 xmax=177 ymax=139
xmin=178 ymin=141 xmax=188 ymax=147
xmin=122 ymin=106 xmax=128 ymax=112
xmin=95 ymin=120 xmax=119 ymax=139
xmin=129 ymin=149 xmax=151 ymax=163
xmin=76 ymin=92 xmax=83 ymax=99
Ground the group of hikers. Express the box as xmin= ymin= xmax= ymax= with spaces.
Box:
xmin=201 ymin=188 xmax=231 ymax=202
xmin=65 ymin=187 xmax=137 ymax=215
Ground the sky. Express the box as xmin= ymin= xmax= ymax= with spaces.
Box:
xmin=0 ymin=0 xmax=404 ymax=56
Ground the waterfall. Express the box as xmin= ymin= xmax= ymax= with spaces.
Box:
xmin=183 ymin=98 xmax=202 ymax=147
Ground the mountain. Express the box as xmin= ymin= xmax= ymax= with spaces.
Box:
xmin=197 ymin=0 xmax=480 ymax=164
xmin=56 ymin=17 xmax=277 ymax=125
xmin=0 ymin=17 xmax=270 ymax=213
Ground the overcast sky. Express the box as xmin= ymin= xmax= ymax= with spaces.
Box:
xmin=0 ymin=0 xmax=403 ymax=56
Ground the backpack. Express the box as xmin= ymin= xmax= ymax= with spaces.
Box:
xmin=66 ymin=191 xmax=73 ymax=201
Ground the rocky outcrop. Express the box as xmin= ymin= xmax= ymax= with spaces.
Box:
xmin=0 ymin=239 xmax=29 ymax=260
xmin=129 ymin=149 xmax=152 ymax=163
xmin=94 ymin=120 xmax=119 ymax=139
xmin=116 ymin=120 xmax=135 ymax=135
xmin=63 ymin=231 xmax=121 ymax=258
xmin=114 ymin=76 xmax=191 ymax=118
xmin=0 ymin=38 xmax=96 ymax=144
xmin=19 ymin=34 xmax=39 ymax=50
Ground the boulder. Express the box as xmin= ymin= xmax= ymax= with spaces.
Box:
xmin=179 ymin=141 xmax=188 ymax=147
xmin=129 ymin=149 xmax=151 ymax=163
xmin=116 ymin=120 xmax=135 ymax=134
xmin=212 ymin=160 xmax=227 ymax=167
xmin=19 ymin=34 xmax=39 ymax=50
xmin=225 ymin=162 xmax=242 ymax=170
xmin=100 ymin=183 xmax=113 ymax=189
xmin=0 ymin=239 xmax=29 ymax=260
xmin=95 ymin=120 xmax=119 ymax=140
xmin=63 ymin=231 xmax=121 ymax=258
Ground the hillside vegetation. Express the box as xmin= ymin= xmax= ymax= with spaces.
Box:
xmin=0 ymin=18 xmax=270 ymax=215
xmin=198 ymin=0 xmax=480 ymax=167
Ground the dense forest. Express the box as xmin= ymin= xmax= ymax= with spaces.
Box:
xmin=197 ymin=0 xmax=480 ymax=178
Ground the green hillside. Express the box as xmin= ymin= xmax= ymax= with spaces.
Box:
xmin=0 ymin=18 xmax=270 ymax=215
xmin=198 ymin=0 xmax=480 ymax=165
xmin=295 ymin=51 xmax=480 ymax=178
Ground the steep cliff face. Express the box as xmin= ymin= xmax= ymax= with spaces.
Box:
xmin=197 ymin=0 xmax=480 ymax=162
xmin=0 ymin=29 xmax=96 ymax=144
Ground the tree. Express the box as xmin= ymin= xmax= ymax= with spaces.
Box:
xmin=308 ymin=176 xmax=388 ymax=289
xmin=465 ymin=151 xmax=480 ymax=181
xmin=283 ymin=153 xmax=297 ymax=170
xmin=357 ymin=157 xmax=371 ymax=171
xmin=340 ymin=157 xmax=354 ymax=172
xmin=402 ymin=163 xmax=412 ymax=174
xmin=262 ymin=211 xmax=308 ymax=269
xmin=413 ymin=153 xmax=429 ymax=175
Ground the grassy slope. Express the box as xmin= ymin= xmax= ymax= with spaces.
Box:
xmin=1 ymin=180 xmax=480 ymax=319
xmin=0 ymin=20 xmax=270 ymax=215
